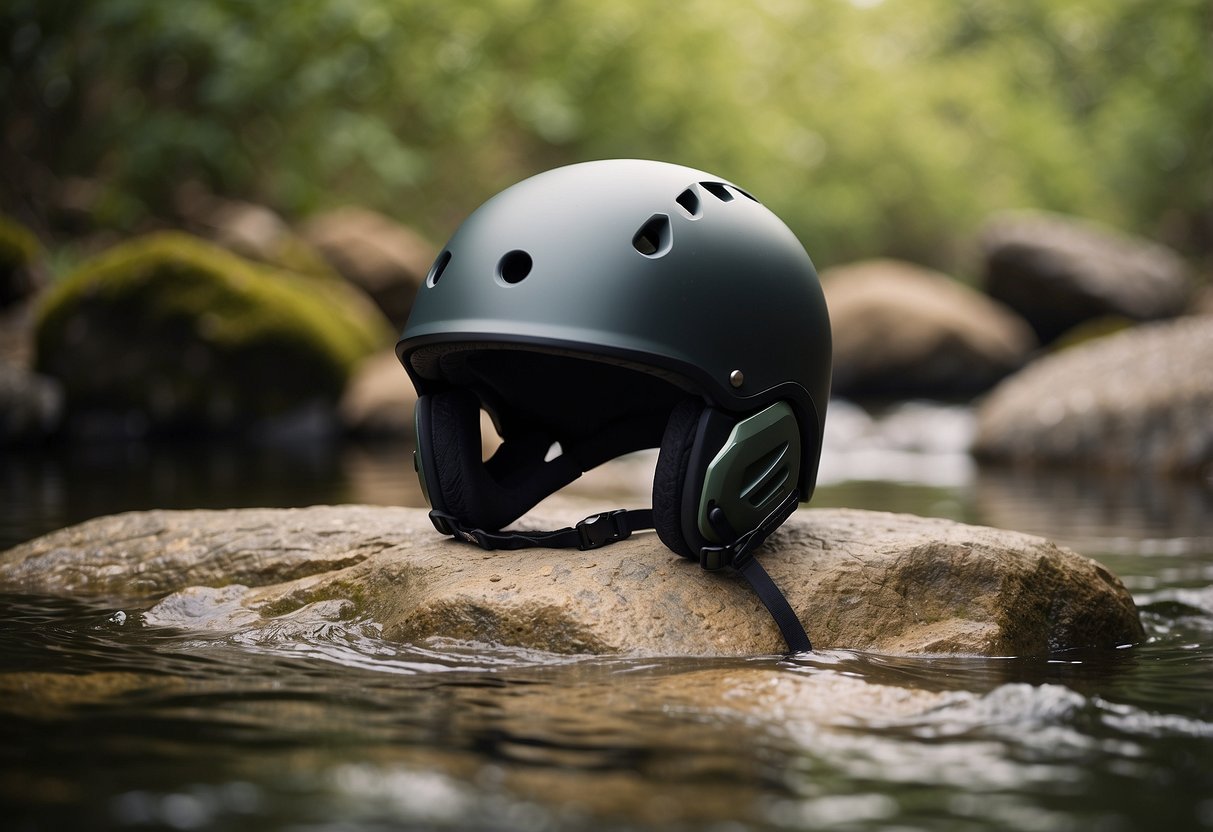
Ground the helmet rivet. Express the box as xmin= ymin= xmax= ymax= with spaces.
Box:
xmin=729 ymin=370 xmax=744 ymax=388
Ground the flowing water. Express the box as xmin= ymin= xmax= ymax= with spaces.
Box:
xmin=2 ymin=403 xmax=1212 ymax=831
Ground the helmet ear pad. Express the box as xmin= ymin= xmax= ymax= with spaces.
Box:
xmin=653 ymin=399 xmax=735 ymax=559
xmin=415 ymin=389 xmax=583 ymax=531
xmin=653 ymin=399 xmax=805 ymax=560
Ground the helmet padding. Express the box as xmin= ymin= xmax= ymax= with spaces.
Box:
xmin=652 ymin=398 xmax=705 ymax=558
xmin=424 ymin=389 xmax=583 ymax=531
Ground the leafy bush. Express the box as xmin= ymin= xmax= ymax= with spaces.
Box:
xmin=2 ymin=0 xmax=1209 ymax=271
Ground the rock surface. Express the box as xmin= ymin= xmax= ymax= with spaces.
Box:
xmin=0 ymin=504 xmax=1144 ymax=657
xmin=981 ymin=211 xmax=1192 ymax=343
xmin=821 ymin=259 xmax=1036 ymax=397
xmin=973 ymin=317 xmax=1213 ymax=475
xmin=302 ymin=207 xmax=436 ymax=327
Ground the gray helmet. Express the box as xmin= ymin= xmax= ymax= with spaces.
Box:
xmin=397 ymin=159 xmax=830 ymax=650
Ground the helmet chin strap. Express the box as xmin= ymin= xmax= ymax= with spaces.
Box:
xmin=426 ymin=490 xmax=813 ymax=654
xmin=699 ymin=490 xmax=812 ymax=653
xmin=428 ymin=507 xmax=653 ymax=551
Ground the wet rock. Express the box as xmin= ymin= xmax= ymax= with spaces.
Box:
xmin=0 ymin=503 xmax=1144 ymax=657
xmin=33 ymin=232 xmax=392 ymax=433
xmin=302 ymin=208 xmax=437 ymax=327
xmin=973 ymin=317 xmax=1213 ymax=475
xmin=981 ymin=211 xmax=1193 ymax=343
xmin=0 ymin=362 xmax=63 ymax=442
xmin=821 ymin=259 xmax=1036 ymax=398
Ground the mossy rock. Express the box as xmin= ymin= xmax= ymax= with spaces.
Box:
xmin=34 ymin=232 xmax=393 ymax=430
xmin=0 ymin=215 xmax=43 ymax=308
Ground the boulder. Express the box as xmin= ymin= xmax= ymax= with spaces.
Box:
xmin=33 ymin=232 xmax=393 ymax=433
xmin=339 ymin=348 xmax=418 ymax=436
xmin=176 ymin=187 xmax=338 ymax=278
xmin=302 ymin=207 xmax=436 ymax=327
xmin=1191 ymin=284 xmax=1213 ymax=316
xmin=980 ymin=211 xmax=1193 ymax=343
xmin=0 ymin=504 xmax=1144 ymax=657
xmin=973 ymin=317 xmax=1213 ymax=475
xmin=820 ymin=259 xmax=1036 ymax=398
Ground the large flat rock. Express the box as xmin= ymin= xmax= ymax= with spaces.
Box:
xmin=0 ymin=504 xmax=1143 ymax=657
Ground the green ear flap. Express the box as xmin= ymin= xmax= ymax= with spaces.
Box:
xmin=697 ymin=402 xmax=802 ymax=544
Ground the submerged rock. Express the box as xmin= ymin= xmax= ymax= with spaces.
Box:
xmin=0 ymin=504 xmax=1143 ymax=657
xmin=821 ymin=259 xmax=1035 ymax=398
xmin=973 ymin=317 xmax=1213 ymax=475
xmin=980 ymin=211 xmax=1192 ymax=343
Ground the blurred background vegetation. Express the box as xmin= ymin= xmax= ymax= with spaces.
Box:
xmin=2 ymin=0 xmax=1210 ymax=274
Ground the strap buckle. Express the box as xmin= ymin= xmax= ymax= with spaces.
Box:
xmin=699 ymin=540 xmax=755 ymax=572
xmin=430 ymin=510 xmax=491 ymax=547
xmin=697 ymin=490 xmax=799 ymax=572
xmin=576 ymin=509 xmax=631 ymax=550
xmin=429 ymin=511 xmax=455 ymax=536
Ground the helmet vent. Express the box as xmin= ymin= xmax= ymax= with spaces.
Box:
xmin=632 ymin=214 xmax=672 ymax=258
xmin=741 ymin=441 xmax=791 ymax=508
xmin=497 ymin=250 xmax=533 ymax=284
xmin=675 ymin=187 xmax=702 ymax=218
xmin=426 ymin=250 xmax=452 ymax=287
xmin=701 ymin=182 xmax=735 ymax=203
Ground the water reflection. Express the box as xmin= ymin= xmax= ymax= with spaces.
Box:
xmin=0 ymin=438 xmax=425 ymax=551
xmin=973 ymin=466 xmax=1213 ymax=555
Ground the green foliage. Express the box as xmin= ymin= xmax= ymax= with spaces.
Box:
xmin=34 ymin=232 xmax=391 ymax=427
xmin=2 ymin=0 xmax=1210 ymax=270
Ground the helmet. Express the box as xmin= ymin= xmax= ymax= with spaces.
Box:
xmin=396 ymin=159 xmax=831 ymax=652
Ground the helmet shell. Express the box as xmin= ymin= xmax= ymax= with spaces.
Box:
xmin=397 ymin=159 xmax=831 ymax=498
